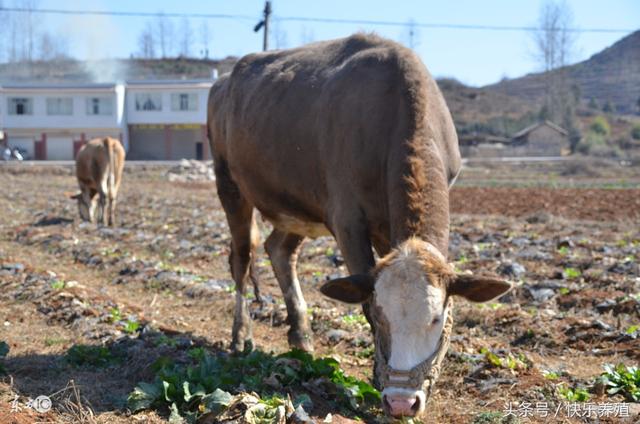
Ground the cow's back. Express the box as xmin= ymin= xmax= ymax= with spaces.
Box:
xmin=76 ymin=138 xmax=125 ymax=189
xmin=209 ymin=33 xmax=460 ymax=243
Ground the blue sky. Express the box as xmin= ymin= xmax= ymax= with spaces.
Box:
xmin=31 ymin=0 xmax=640 ymax=86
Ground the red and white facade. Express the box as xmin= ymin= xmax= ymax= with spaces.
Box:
xmin=125 ymin=80 xmax=213 ymax=160
xmin=0 ymin=83 xmax=125 ymax=160
xmin=0 ymin=79 xmax=214 ymax=160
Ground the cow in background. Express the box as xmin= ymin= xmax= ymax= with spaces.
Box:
xmin=71 ymin=137 xmax=125 ymax=226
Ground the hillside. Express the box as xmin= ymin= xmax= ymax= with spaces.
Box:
xmin=486 ymin=30 xmax=640 ymax=114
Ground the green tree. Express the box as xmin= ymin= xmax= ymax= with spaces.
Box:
xmin=590 ymin=116 xmax=610 ymax=136
xmin=631 ymin=124 xmax=640 ymax=141
xmin=603 ymin=101 xmax=615 ymax=113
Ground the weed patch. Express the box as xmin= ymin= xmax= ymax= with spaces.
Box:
xmin=127 ymin=348 xmax=380 ymax=422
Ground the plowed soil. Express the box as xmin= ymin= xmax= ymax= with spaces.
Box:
xmin=0 ymin=164 xmax=638 ymax=424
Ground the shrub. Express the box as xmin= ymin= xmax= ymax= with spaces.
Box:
xmin=603 ymin=101 xmax=616 ymax=113
xmin=590 ymin=116 xmax=611 ymax=136
xmin=631 ymin=125 xmax=640 ymax=141
xmin=576 ymin=132 xmax=606 ymax=154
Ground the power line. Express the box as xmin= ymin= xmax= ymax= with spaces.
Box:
xmin=275 ymin=16 xmax=634 ymax=33
xmin=0 ymin=7 xmax=256 ymax=21
xmin=0 ymin=6 xmax=635 ymax=34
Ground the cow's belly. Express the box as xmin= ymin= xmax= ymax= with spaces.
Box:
xmin=265 ymin=213 xmax=332 ymax=238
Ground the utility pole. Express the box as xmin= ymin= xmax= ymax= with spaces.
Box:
xmin=253 ymin=1 xmax=272 ymax=51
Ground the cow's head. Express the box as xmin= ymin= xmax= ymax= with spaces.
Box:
xmin=320 ymin=238 xmax=511 ymax=418
xmin=69 ymin=192 xmax=91 ymax=222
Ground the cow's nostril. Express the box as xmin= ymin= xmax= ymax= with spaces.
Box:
xmin=385 ymin=394 xmax=419 ymax=417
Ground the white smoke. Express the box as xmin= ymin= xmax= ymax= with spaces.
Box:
xmin=58 ymin=0 xmax=128 ymax=83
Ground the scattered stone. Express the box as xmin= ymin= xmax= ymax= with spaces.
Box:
xmin=527 ymin=286 xmax=556 ymax=302
xmin=497 ymin=261 xmax=526 ymax=278
xmin=2 ymin=263 xmax=24 ymax=273
xmin=290 ymin=405 xmax=314 ymax=423
xmin=326 ymin=329 xmax=348 ymax=342
xmin=166 ymin=159 xmax=216 ymax=182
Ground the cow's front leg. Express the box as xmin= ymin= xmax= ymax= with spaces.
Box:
xmin=265 ymin=229 xmax=312 ymax=351
xmin=331 ymin=212 xmax=381 ymax=384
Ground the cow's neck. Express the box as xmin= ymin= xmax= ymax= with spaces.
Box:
xmin=389 ymin=139 xmax=450 ymax=257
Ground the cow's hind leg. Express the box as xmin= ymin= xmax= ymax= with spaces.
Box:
xmin=107 ymin=192 xmax=117 ymax=226
xmin=265 ymin=229 xmax=312 ymax=351
xmin=215 ymin=160 xmax=260 ymax=352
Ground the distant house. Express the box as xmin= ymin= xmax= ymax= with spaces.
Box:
xmin=126 ymin=80 xmax=213 ymax=160
xmin=459 ymin=120 xmax=570 ymax=158
xmin=0 ymin=83 xmax=125 ymax=160
xmin=510 ymin=121 xmax=570 ymax=156
xmin=0 ymin=79 xmax=215 ymax=160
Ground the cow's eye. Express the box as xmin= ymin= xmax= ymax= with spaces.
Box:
xmin=431 ymin=317 xmax=441 ymax=326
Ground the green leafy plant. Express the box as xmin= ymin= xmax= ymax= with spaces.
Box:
xmin=557 ymin=246 xmax=570 ymax=256
xmin=341 ymin=313 xmax=369 ymax=327
xmin=127 ymin=348 xmax=380 ymax=421
xmin=109 ymin=307 xmax=123 ymax=323
xmin=479 ymin=348 xmax=528 ymax=371
xmin=542 ymin=370 xmax=560 ymax=380
xmin=124 ymin=319 xmax=140 ymax=334
xmin=600 ymin=363 xmax=640 ymax=402
xmin=557 ymin=385 xmax=591 ymax=402
xmin=563 ymin=267 xmax=581 ymax=279
xmin=50 ymin=279 xmax=65 ymax=290
xmin=66 ymin=344 xmax=118 ymax=367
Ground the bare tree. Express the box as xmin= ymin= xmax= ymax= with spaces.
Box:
xmin=533 ymin=0 xmax=576 ymax=73
xmin=37 ymin=32 xmax=58 ymax=61
xmin=179 ymin=17 xmax=193 ymax=58
xmin=532 ymin=0 xmax=580 ymax=145
xmin=138 ymin=22 xmax=156 ymax=59
xmin=16 ymin=0 xmax=38 ymax=62
xmin=299 ymin=26 xmax=315 ymax=45
xmin=155 ymin=12 xmax=174 ymax=58
xmin=199 ymin=21 xmax=211 ymax=58
xmin=0 ymin=0 xmax=6 ymax=63
xmin=273 ymin=21 xmax=288 ymax=49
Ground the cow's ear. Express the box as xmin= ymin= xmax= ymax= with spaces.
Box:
xmin=448 ymin=273 xmax=512 ymax=303
xmin=320 ymin=274 xmax=375 ymax=304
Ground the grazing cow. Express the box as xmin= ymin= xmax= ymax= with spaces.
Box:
xmin=207 ymin=34 xmax=511 ymax=418
xmin=72 ymin=137 xmax=125 ymax=226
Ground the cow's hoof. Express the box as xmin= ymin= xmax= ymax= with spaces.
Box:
xmin=231 ymin=338 xmax=254 ymax=353
xmin=289 ymin=331 xmax=314 ymax=352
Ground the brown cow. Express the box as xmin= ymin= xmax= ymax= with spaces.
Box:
xmin=207 ymin=34 xmax=511 ymax=418
xmin=71 ymin=137 xmax=125 ymax=226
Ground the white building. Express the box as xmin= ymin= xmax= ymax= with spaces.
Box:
xmin=0 ymin=78 xmax=215 ymax=160
xmin=125 ymin=80 xmax=213 ymax=160
xmin=0 ymin=83 xmax=125 ymax=160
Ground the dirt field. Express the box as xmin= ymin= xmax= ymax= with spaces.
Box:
xmin=0 ymin=163 xmax=638 ymax=423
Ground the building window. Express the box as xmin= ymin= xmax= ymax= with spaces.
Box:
xmin=135 ymin=93 xmax=162 ymax=111
xmin=8 ymin=98 xmax=33 ymax=115
xmin=171 ymin=93 xmax=197 ymax=111
xmin=46 ymin=98 xmax=73 ymax=115
xmin=86 ymin=97 xmax=113 ymax=115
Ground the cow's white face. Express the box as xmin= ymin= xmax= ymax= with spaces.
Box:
xmin=320 ymin=238 xmax=512 ymax=419
xmin=373 ymin=243 xmax=450 ymax=417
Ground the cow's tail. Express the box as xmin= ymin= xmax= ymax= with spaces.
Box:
xmin=104 ymin=138 xmax=115 ymax=197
